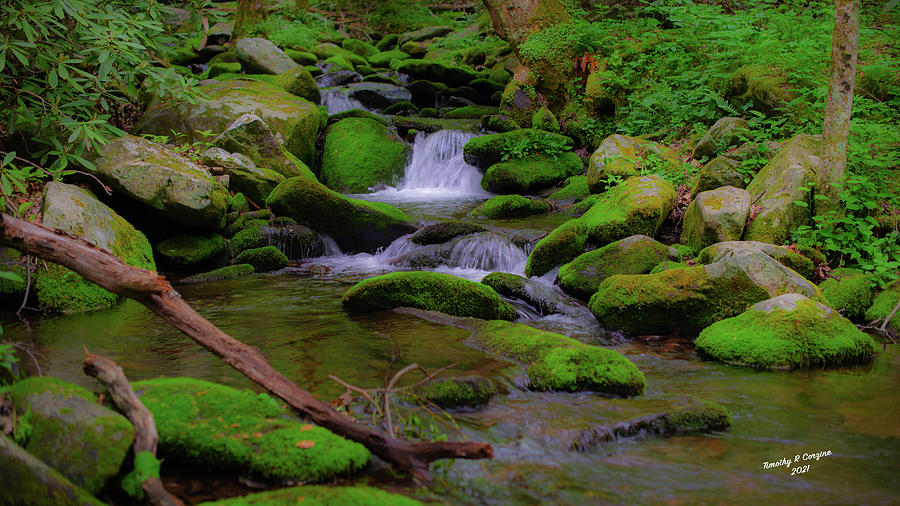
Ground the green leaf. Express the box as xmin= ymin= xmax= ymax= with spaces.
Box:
xmin=1 ymin=151 xmax=14 ymax=167
xmin=0 ymin=271 xmax=23 ymax=283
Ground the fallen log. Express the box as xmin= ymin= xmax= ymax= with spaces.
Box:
xmin=0 ymin=213 xmax=492 ymax=481
xmin=83 ymin=353 xmax=180 ymax=506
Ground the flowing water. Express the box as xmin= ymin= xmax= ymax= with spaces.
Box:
xmin=2 ymin=129 xmax=897 ymax=504
xmin=321 ymin=87 xmax=368 ymax=115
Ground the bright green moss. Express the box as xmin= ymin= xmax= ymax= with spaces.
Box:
xmin=531 ymin=106 xmax=559 ymax=133
xmin=284 ymin=49 xmax=318 ymax=65
xmin=481 ymin=152 xmax=583 ymax=195
xmin=409 ymin=221 xmax=487 ymax=245
xmin=229 ymin=193 xmax=250 ymax=214
xmin=462 ymin=129 xmax=574 ymax=170
xmin=820 ymin=268 xmax=877 ymax=322
xmin=341 ymin=38 xmax=379 ymax=58
xmin=230 ymin=226 xmax=266 ymax=256
xmin=444 ymin=105 xmax=499 ymax=119
xmin=155 ymin=233 xmax=227 ymax=267
xmin=209 ymin=62 xmax=241 ymax=79
xmin=33 ymin=265 xmax=118 ymax=314
xmin=198 ymin=485 xmax=421 ymax=505
xmin=549 ymin=175 xmax=589 ymax=202
xmin=695 ymin=294 xmax=876 ymax=370
xmin=132 ymin=378 xmax=370 ymax=483
xmin=469 ymin=195 xmax=551 ymax=218
xmin=649 ymin=260 xmax=690 ymax=274
xmin=274 ymin=66 xmax=320 ymax=104
xmin=472 ymin=321 xmax=645 ymax=396
xmin=865 ymin=279 xmax=900 ymax=335
xmin=394 ymin=59 xmax=479 ymax=87
xmin=223 ymin=217 xmax=270 ymax=238
xmin=481 ymin=272 xmax=527 ymax=297
xmin=413 ymin=376 xmax=497 ymax=409
xmin=320 ymin=118 xmax=409 ymax=193
xmin=342 ymin=271 xmax=517 ymax=320
xmin=234 ymin=246 xmax=288 ymax=271
xmin=367 ymin=49 xmax=411 ymax=67
xmin=180 ymin=264 xmax=256 ymax=284
xmin=381 ymin=101 xmax=419 ymax=115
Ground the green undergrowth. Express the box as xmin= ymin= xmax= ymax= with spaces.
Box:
xmin=199 ymin=485 xmax=422 ymax=506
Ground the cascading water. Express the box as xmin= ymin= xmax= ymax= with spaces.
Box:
xmin=445 ymin=232 xmax=527 ymax=273
xmin=321 ymin=88 xmax=367 ymax=114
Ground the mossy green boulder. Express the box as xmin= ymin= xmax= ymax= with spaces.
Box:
xmin=413 ymin=376 xmax=498 ymax=409
xmin=587 ymin=135 xmax=682 ymax=194
xmin=525 ymin=175 xmax=676 ymax=277
xmin=235 ymin=246 xmax=289 ymax=271
xmin=35 ymin=182 xmax=156 ymax=313
xmin=180 ymin=264 xmax=255 ymax=284
xmin=213 ymin=113 xmax=314 ymax=180
xmin=589 ymin=249 xmax=822 ymax=334
xmin=481 ymin=152 xmax=583 ymax=195
xmin=695 ymin=294 xmax=876 ymax=370
xmin=469 ymin=321 xmax=645 ymax=396
xmin=865 ymin=279 xmax=900 ymax=335
xmin=549 ymin=175 xmax=590 ymax=202
xmin=266 ymin=176 xmax=417 ymax=253
xmin=690 ymin=141 xmax=781 ymax=197
xmin=444 ymin=105 xmax=499 ymax=119
xmin=136 ymin=79 xmax=320 ymax=167
xmin=90 ymin=135 xmax=230 ymax=230
xmin=284 ymin=49 xmax=318 ymax=65
xmin=7 ymin=377 xmax=134 ymax=494
xmin=681 ymin=186 xmax=752 ymax=252
xmin=198 ymin=485 xmax=421 ymax=505
xmin=531 ymin=106 xmax=560 ymax=133
xmin=697 ymin=240 xmax=815 ymax=280
xmin=341 ymin=38 xmax=379 ymax=58
xmin=155 ymin=233 xmax=227 ymax=268
xmin=342 ymin=271 xmax=517 ymax=320
xmin=743 ymin=134 xmax=819 ymax=245
xmin=234 ymin=38 xmax=298 ymax=75
xmin=819 ymin=268 xmax=878 ymax=321
xmin=368 ymin=49 xmax=411 ymax=67
xmin=409 ymin=221 xmax=487 ymax=245
xmin=469 ymin=195 xmax=551 ymax=218
xmin=321 ymin=118 xmax=410 ymax=193
xmin=558 ymin=235 xmax=681 ymax=300
xmin=462 ymin=129 xmax=573 ymax=170
xmin=201 ymin=147 xmax=285 ymax=204
xmin=395 ymin=59 xmax=478 ymax=87
xmin=274 ymin=66 xmax=321 ymax=104
xmin=692 ymin=116 xmax=749 ymax=160
xmin=132 ymin=377 xmax=370 ymax=482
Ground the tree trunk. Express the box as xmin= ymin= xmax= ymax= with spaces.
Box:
xmin=480 ymin=0 xmax=570 ymax=50
xmin=818 ymin=0 xmax=860 ymax=213
xmin=233 ymin=0 xmax=266 ymax=42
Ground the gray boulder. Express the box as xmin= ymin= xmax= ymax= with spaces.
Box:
xmin=201 ymin=147 xmax=285 ymax=204
xmin=235 ymin=37 xmax=298 ymax=75
xmin=212 ymin=113 xmax=313 ymax=179
xmin=697 ymin=240 xmax=815 ymax=280
xmin=346 ymin=82 xmax=413 ymax=109
xmin=681 ymin=186 xmax=752 ymax=252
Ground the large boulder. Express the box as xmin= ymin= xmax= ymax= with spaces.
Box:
xmin=274 ymin=66 xmax=320 ymax=104
xmin=136 ymin=79 xmax=320 ymax=167
xmin=212 ymin=113 xmax=313 ymax=179
xmin=320 ymin=118 xmax=410 ymax=193
xmin=819 ymin=268 xmax=878 ymax=321
xmin=409 ymin=221 xmax=486 ymax=245
xmin=690 ymin=141 xmax=781 ymax=197
xmin=588 ymin=249 xmax=822 ymax=334
xmin=681 ymin=186 xmax=752 ymax=252
xmin=462 ymin=129 xmax=573 ymax=170
xmin=525 ymin=176 xmax=676 ymax=277
xmin=395 ymin=59 xmax=478 ymax=87
xmin=692 ymin=117 xmax=749 ymax=160
xmin=7 ymin=377 xmax=134 ymax=494
xmin=587 ymin=135 xmax=681 ymax=194
xmin=0 ymin=434 xmax=103 ymax=506
xmin=743 ymin=134 xmax=820 ymax=244
xmin=34 ymin=182 xmax=156 ymax=313
xmin=696 ymin=240 xmax=815 ymax=280
xmin=481 ymin=272 xmax=581 ymax=316
xmin=90 ymin=135 xmax=230 ymax=230
xmin=200 ymin=147 xmax=285 ymax=204
xmin=342 ymin=271 xmax=518 ymax=320
xmin=481 ymin=152 xmax=583 ymax=194
xmin=133 ymin=378 xmax=370 ymax=482
xmin=234 ymin=38 xmax=298 ymax=75
xmin=695 ymin=294 xmax=875 ymax=370
xmin=266 ymin=176 xmax=417 ymax=253
xmin=368 ymin=50 xmax=412 ymax=68
xmin=558 ymin=235 xmax=681 ymax=300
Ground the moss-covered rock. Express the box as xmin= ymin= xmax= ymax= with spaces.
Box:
xmin=865 ymin=279 xmax=900 ymax=335
xmin=90 ymin=135 xmax=230 ymax=230
xmin=180 ymin=264 xmax=256 ymax=284
xmin=213 ymin=113 xmax=315 ymax=180
xmin=0 ymin=434 xmax=104 ymax=506
xmin=587 ymin=135 xmax=682 ymax=194
xmin=681 ymin=186 xmax=752 ymax=252
xmin=274 ymin=66 xmax=320 ymax=104
xmin=201 ymin=147 xmax=285 ymax=204
xmin=230 ymin=192 xmax=250 ymax=214
xmin=346 ymin=82 xmax=413 ymax=109
xmin=526 ymin=176 xmax=676 ymax=277
xmin=725 ymin=64 xmax=794 ymax=115
xmin=468 ymin=195 xmax=551 ymax=218
xmin=817 ymin=268 xmax=877 ymax=322
xmin=230 ymin=226 xmax=266 ymax=256
xmin=469 ymin=321 xmax=645 ymax=396
xmin=7 ymin=377 xmax=134 ymax=494
xmin=409 ymin=221 xmax=487 ymax=245
xmin=480 ymin=272 xmax=575 ymax=316
xmin=558 ymin=235 xmax=681 ymax=300
xmin=235 ymin=246 xmax=288 ymax=271
xmin=390 ymin=115 xmax=481 ymax=134
xmin=690 ymin=141 xmax=781 ymax=198
xmin=381 ymin=101 xmax=419 ymax=115
xmin=697 ymin=240 xmax=815 ymax=281
xmin=368 ymin=49 xmax=411 ymax=67
xmin=0 ymin=247 xmax=26 ymax=301
xmin=462 ymin=129 xmax=574 ymax=171
xmin=341 ymin=38 xmax=379 ymax=58
xmin=136 ymin=79 xmax=320 ymax=167
xmin=132 ymin=378 xmax=370 ymax=482
xmin=209 ymin=61 xmax=241 ymax=79
xmin=223 ymin=213 xmax=271 ymax=238
xmin=413 ymin=376 xmax=498 ymax=409
xmin=481 ymin=114 xmax=521 ymax=133
xmin=342 ymin=271 xmax=517 ymax=320
xmin=696 ymin=294 xmax=876 ymax=370
xmin=198 ymin=485 xmax=421 ymax=505
xmin=444 ymin=105 xmax=499 ymax=119
xmin=284 ymin=49 xmax=318 ymax=65
xmin=588 ymin=249 xmax=822 ymax=334
xmin=313 ymin=43 xmax=367 ymax=67
xmin=531 ymin=106 xmax=560 ymax=133
xmin=692 ymin=117 xmax=749 ymax=160
xmin=649 ymin=260 xmax=690 ymax=274
xmin=320 ymin=118 xmax=409 ymax=193
xmin=395 ymin=59 xmax=478 ymax=87
xmin=481 ymin=152 xmax=583 ymax=194
xmin=235 ymin=38 xmax=298 ymax=75
xmin=548 ymin=175 xmax=590 ymax=202
xmin=155 ymin=233 xmax=227 ymax=268
xmin=266 ymin=176 xmax=417 ymax=253
xmin=35 ymin=182 xmax=156 ymax=313
xmin=744 ymin=134 xmax=820 ymax=244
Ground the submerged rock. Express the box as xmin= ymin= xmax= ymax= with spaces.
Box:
xmin=469 ymin=321 xmax=645 ymax=396
xmin=320 ymin=118 xmax=409 ymax=193
xmin=681 ymin=186 xmax=752 ymax=252
xmin=526 ymin=176 xmax=676 ymax=277
xmin=0 ymin=434 xmax=103 ymax=506
xmin=558 ymin=235 xmax=681 ymax=300
xmin=587 ymin=135 xmax=681 ymax=194
xmin=343 ymin=271 xmax=517 ymax=320
xmin=695 ymin=294 xmax=876 ymax=370
xmin=35 ymin=182 xmax=156 ymax=313
xmin=91 ymin=135 xmax=230 ymax=230
xmin=133 ymin=378 xmax=370 ymax=483
xmin=481 ymin=152 xmax=583 ymax=195
xmin=413 ymin=376 xmax=498 ymax=409
xmin=198 ymin=485 xmax=421 ymax=505
xmin=409 ymin=221 xmax=487 ymax=245
xmin=7 ymin=377 xmax=134 ymax=494
xmin=469 ymin=195 xmax=551 ymax=218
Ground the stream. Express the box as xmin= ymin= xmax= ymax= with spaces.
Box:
xmin=2 ymin=130 xmax=897 ymax=504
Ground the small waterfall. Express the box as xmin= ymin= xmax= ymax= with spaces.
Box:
xmin=392 ymin=130 xmax=490 ymax=196
xmin=317 ymin=235 xmax=343 ymax=256
xmin=321 ymin=88 xmax=367 ymax=114
xmin=446 ymin=232 xmax=528 ymax=273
